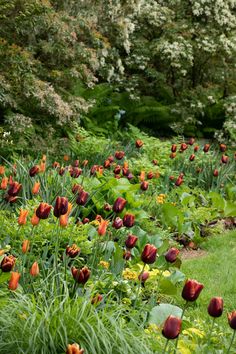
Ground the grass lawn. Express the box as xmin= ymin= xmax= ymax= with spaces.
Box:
xmin=180 ymin=230 xmax=236 ymax=328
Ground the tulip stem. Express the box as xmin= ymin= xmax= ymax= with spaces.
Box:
xmin=162 ymin=339 xmax=169 ymax=354
xmin=134 ymin=263 xmax=145 ymax=307
xmin=227 ymin=331 xmax=236 ymax=354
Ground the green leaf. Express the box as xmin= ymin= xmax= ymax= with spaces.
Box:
xmin=148 ymin=303 xmax=183 ymax=325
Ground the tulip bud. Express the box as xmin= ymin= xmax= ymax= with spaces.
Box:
xmin=175 ymin=177 xmax=183 ymax=186
xmin=219 ymin=144 xmax=227 ymax=152
xmin=114 ymin=165 xmax=121 ymax=174
xmin=82 ymin=159 xmax=88 ymax=167
xmin=136 ymin=139 xmax=143 ymax=148
xmin=36 ymin=202 xmax=52 ymax=219
xmin=194 ymin=145 xmax=199 ymax=152
xmin=31 ymin=212 xmax=40 ymax=226
xmin=165 ymin=248 xmax=180 ymax=263
xmin=208 ymin=297 xmax=223 ymax=317
xmin=115 ymin=151 xmax=125 ymax=160
xmin=30 ymin=261 xmax=39 ymax=277
xmin=170 ymin=152 xmax=176 ymax=159
xmin=141 ymin=244 xmax=157 ymax=264
xmin=59 ymin=168 xmax=66 ymax=176
xmin=0 ymin=255 xmax=16 ymax=272
xmin=139 ymin=171 xmax=145 ymax=182
xmin=125 ymin=234 xmax=138 ymax=249
xmin=18 ymin=209 xmax=29 ymax=225
xmin=104 ymin=203 xmax=112 ymax=211
xmin=189 ymin=154 xmax=195 ymax=161
xmin=0 ymin=165 xmax=5 ymax=175
xmin=108 ymin=155 xmax=114 ymax=163
xmin=7 ymin=181 xmax=22 ymax=196
xmin=188 ymin=138 xmax=195 ymax=145
xmin=140 ymin=181 xmax=149 ymax=191
xmin=123 ymin=213 xmax=135 ymax=228
xmin=147 ymin=171 xmax=154 ymax=180
xmin=8 ymin=271 xmax=21 ymax=291
xmin=91 ymin=294 xmax=103 ymax=305
xmin=71 ymin=266 xmax=91 ymax=285
xmin=32 ymin=182 xmax=40 ymax=195
xmin=127 ymin=173 xmax=134 ymax=180
xmin=169 ymin=175 xmax=175 ymax=181
xmin=73 ymin=160 xmax=79 ymax=167
xmin=138 ymin=271 xmax=149 ymax=283
xmin=66 ymin=244 xmax=81 ymax=258
xmin=104 ymin=160 xmax=111 ymax=168
xmin=0 ymin=176 xmax=8 ymax=190
xmin=66 ymin=343 xmax=84 ymax=354
xmin=182 ymin=279 xmax=204 ymax=302
xmin=98 ymin=219 xmax=109 ymax=236
xmin=112 ymin=217 xmax=123 ymax=229
xmin=70 ymin=167 xmax=82 ymax=178
xmin=213 ymin=169 xmax=219 ymax=177
xmin=171 ymin=144 xmax=177 ymax=153
xmin=113 ymin=197 xmax=127 ymax=213
xmin=180 ymin=143 xmax=188 ymax=151
xmin=82 ymin=217 xmax=90 ymax=224
xmin=203 ymin=144 xmax=210 ymax=153
xmin=76 ymin=190 xmax=89 ymax=206
xmin=228 ymin=311 xmax=236 ymax=330
xmin=162 ymin=315 xmax=182 ymax=340
xmin=152 ymin=159 xmax=158 ymax=165
xmin=72 ymin=184 xmax=82 ymax=194
xmin=54 ymin=197 xmax=68 ymax=217
xmin=123 ymin=250 xmax=131 ymax=260
xmin=22 ymin=240 xmax=30 ymax=254
xmin=63 ymin=155 xmax=70 ymax=162
xmin=221 ymin=155 xmax=229 ymax=164
xmin=52 ymin=161 xmax=60 ymax=169
xmin=29 ymin=165 xmax=40 ymax=177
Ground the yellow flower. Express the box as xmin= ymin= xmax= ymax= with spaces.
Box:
xmin=122 ymin=268 xmax=137 ymax=280
xmin=99 ymin=261 xmax=110 ymax=269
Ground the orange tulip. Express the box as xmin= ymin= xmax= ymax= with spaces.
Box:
xmin=0 ymin=165 xmax=5 ymax=175
xmin=8 ymin=272 xmax=21 ymax=290
xmin=31 ymin=212 xmax=40 ymax=226
xmin=18 ymin=209 xmax=29 ymax=226
xmin=123 ymin=161 xmax=129 ymax=169
xmin=42 ymin=154 xmax=47 ymax=163
xmin=139 ymin=171 xmax=145 ymax=182
xmin=30 ymin=261 xmax=39 ymax=276
xmin=59 ymin=202 xmax=72 ymax=227
xmin=0 ymin=176 xmax=8 ymax=190
xmin=63 ymin=155 xmax=70 ymax=161
xmin=98 ymin=218 xmax=109 ymax=236
xmin=32 ymin=181 xmax=40 ymax=195
xmin=22 ymin=240 xmax=30 ymax=254
xmin=66 ymin=343 xmax=84 ymax=354
xmin=39 ymin=161 xmax=46 ymax=173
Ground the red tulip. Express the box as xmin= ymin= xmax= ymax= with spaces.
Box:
xmin=203 ymin=144 xmax=210 ymax=153
xmin=29 ymin=165 xmax=40 ymax=177
xmin=0 ymin=255 xmax=16 ymax=272
xmin=138 ymin=271 xmax=149 ymax=283
xmin=76 ymin=190 xmax=89 ymax=206
xmin=188 ymin=138 xmax=195 ymax=145
xmin=170 ymin=152 xmax=176 ymax=159
xmin=147 ymin=171 xmax=154 ymax=179
xmin=104 ymin=203 xmax=112 ymax=211
xmin=123 ymin=213 xmax=135 ymax=228
xmin=82 ymin=217 xmax=90 ymax=224
xmin=112 ymin=217 xmax=123 ymax=229
xmin=71 ymin=266 xmax=91 ymax=285
xmin=140 ymin=181 xmax=149 ymax=191
xmin=72 ymin=184 xmax=82 ymax=194
xmin=36 ymin=202 xmax=52 ymax=219
xmin=221 ymin=155 xmax=229 ymax=164
xmin=136 ymin=139 xmax=144 ymax=148
xmin=189 ymin=154 xmax=195 ymax=161
xmin=59 ymin=168 xmax=65 ymax=176
xmin=70 ymin=167 xmax=82 ymax=178
xmin=175 ymin=177 xmax=183 ymax=186
xmin=219 ymin=144 xmax=227 ymax=152
xmin=180 ymin=143 xmax=188 ymax=151
xmin=171 ymin=144 xmax=177 ymax=153
xmin=182 ymin=279 xmax=204 ymax=302
xmin=114 ymin=165 xmax=121 ymax=174
xmin=123 ymin=250 xmax=131 ymax=260
xmin=113 ymin=197 xmax=127 ymax=213
xmin=228 ymin=311 xmax=236 ymax=330
xmin=208 ymin=297 xmax=223 ymax=317
xmin=108 ymin=155 xmax=114 ymax=163
xmin=115 ymin=151 xmax=125 ymax=160
xmin=141 ymin=244 xmax=157 ymax=264
xmin=165 ymin=248 xmax=180 ymax=263
xmin=162 ymin=315 xmax=182 ymax=339
xmin=91 ymin=294 xmax=103 ymax=305
xmin=54 ymin=196 xmax=68 ymax=217
xmin=104 ymin=160 xmax=111 ymax=168
xmin=125 ymin=234 xmax=138 ymax=249
xmin=66 ymin=244 xmax=81 ymax=258
xmin=73 ymin=160 xmax=80 ymax=167
xmin=194 ymin=145 xmax=199 ymax=152
xmin=213 ymin=169 xmax=219 ymax=177
xmin=7 ymin=181 xmax=22 ymax=196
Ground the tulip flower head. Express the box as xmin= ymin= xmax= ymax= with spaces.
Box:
xmin=18 ymin=209 xmax=29 ymax=225
xmin=29 ymin=165 xmax=40 ymax=177
xmin=125 ymin=234 xmax=138 ymax=249
xmin=54 ymin=196 xmax=68 ymax=218
xmin=30 ymin=261 xmax=40 ymax=277
xmin=182 ymin=279 xmax=204 ymax=302
xmin=76 ymin=190 xmax=89 ymax=206
xmin=141 ymin=244 xmax=157 ymax=264
xmin=32 ymin=181 xmax=40 ymax=195
xmin=123 ymin=213 xmax=135 ymax=228
xmin=8 ymin=272 xmax=21 ymax=291
xmin=66 ymin=244 xmax=81 ymax=258
xmin=0 ymin=255 xmax=16 ymax=272
xmin=115 ymin=151 xmax=125 ymax=160
xmin=36 ymin=202 xmax=52 ymax=219
xmin=162 ymin=315 xmax=182 ymax=340
xmin=165 ymin=248 xmax=180 ymax=263
xmin=113 ymin=197 xmax=127 ymax=213
xmin=228 ymin=311 xmax=236 ymax=330
xmin=208 ymin=297 xmax=223 ymax=317
xmin=71 ymin=266 xmax=91 ymax=285
xmin=66 ymin=343 xmax=84 ymax=354
xmin=136 ymin=139 xmax=143 ymax=148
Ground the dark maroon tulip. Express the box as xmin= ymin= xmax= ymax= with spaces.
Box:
xmin=213 ymin=169 xmax=219 ymax=177
xmin=91 ymin=294 xmax=103 ymax=305
xmin=29 ymin=165 xmax=40 ymax=177
xmin=165 ymin=248 xmax=180 ymax=263
xmin=169 ymin=175 xmax=175 ymax=181
xmin=127 ymin=173 xmax=134 ymax=180
xmin=66 ymin=244 xmax=81 ymax=258
xmin=73 ymin=160 xmax=80 ymax=167
xmin=136 ymin=139 xmax=144 ymax=148
xmin=182 ymin=279 xmax=204 ymax=302
xmin=115 ymin=151 xmax=125 ymax=160
xmin=76 ymin=190 xmax=89 ymax=206
xmin=122 ymin=168 xmax=130 ymax=177
xmin=125 ymin=234 xmax=138 ymax=249
xmin=108 ymin=155 xmax=114 ymax=163
xmin=175 ymin=177 xmax=183 ymax=186
xmin=8 ymin=181 xmax=22 ymax=196
xmin=171 ymin=144 xmax=177 ymax=153
xmin=147 ymin=171 xmax=154 ymax=180
xmin=123 ymin=250 xmax=131 ymax=260
xmin=208 ymin=297 xmax=224 ymax=317
xmin=162 ymin=315 xmax=182 ymax=340
xmin=54 ymin=196 xmax=68 ymax=217
xmin=138 ymin=271 xmax=149 ymax=283
xmin=90 ymin=165 xmax=98 ymax=175
xmin=70 ymin=167 xmax=82 ymax=178
xmin=72 ymin=184 xmax=82 ymax=194
xmin=104 ymin=160 xmax=111 ymax=168
xmin=228 ymin=311 xmax=236 ymax=330
xmin=203 ymin=144 xmax=210 ymax=153
xmin=113 ymin=197 xmax=127 ymax=213
xmin=141 ymin=244 xmax=157 ymax=264
xmin=5 ymin=195 xmax=18 ymax=203
xmin=180 ymin=143 xmax=188 ymax=151
xmin=188 ymin=138 xmax=195 ymax=145
xmin=220 ymin=144 xmax=227 ymax=152
xmin=194 ymin=145 xmax=199 ymax=152
xmin=141 ymin=181 xmax=149 ymax=191
xmin=36 ymin=202 xmax=52 ymax=219
xmin=170 ymin=152 xmax=176 ymax=159
xmin=152 ymin=159 xmax=158 ymax=165
xmin=59 ymin=167 xmax=65 ymax=176
xmin=189 ymin=154 xmax=195 ymax=161
xmin=112 ymin=217 xmax=123 ymax=229
xmin=104 ymin=203 xmax=112 ymax=211
xmin=114 ymin=165 xmax=121 ymax=174
xmin=221 ymin=155 xmax=229 ymax=164
xmin=123 ymin=213 xmax=135 ymax=228
xmin=71 ymin=266 xmax=90 ymax=285
xmin=82 ymin=217 xmax=90 ymax=224
xmin=0 ymin=255 xmax=16 ymax=272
